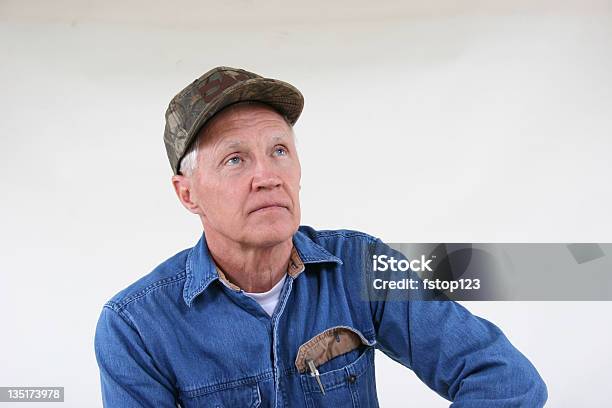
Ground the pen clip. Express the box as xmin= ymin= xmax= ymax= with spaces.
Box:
xmin=306 ymin=358 xmax=325 ymax=395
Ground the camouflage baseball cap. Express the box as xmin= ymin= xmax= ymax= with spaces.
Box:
xmin=163 ymin=66 xmax=304 ymax=175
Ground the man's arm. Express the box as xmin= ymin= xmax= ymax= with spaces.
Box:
xmin=368 ymin=241 xmax=548 ymax=407
xmin=94 ymin=304 xmax=178 ymax=407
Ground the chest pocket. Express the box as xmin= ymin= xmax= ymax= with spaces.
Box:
xmin=296 ymin=326 xmax=379 ymax=408
xmin=178 ymin=382 xmax=261 ymax=408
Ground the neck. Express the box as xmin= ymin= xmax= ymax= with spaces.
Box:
xmin=204 ymin=230 xmax=293 ymax=293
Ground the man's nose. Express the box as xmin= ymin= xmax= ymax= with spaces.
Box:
xmin=251 ymin=159 xmax=282 ymax=190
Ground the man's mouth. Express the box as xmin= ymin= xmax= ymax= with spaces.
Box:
xmin=249 ymin=203 xmax=289 ymax=214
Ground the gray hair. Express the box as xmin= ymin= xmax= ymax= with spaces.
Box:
xmin=178 ymin=102 xmax=295 ymax=176
xmin=178 ymin=137 xmax=202 ymax=177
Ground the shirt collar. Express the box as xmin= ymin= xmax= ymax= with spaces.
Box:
xmin=183 ymin=227 xmax=343 ymax=307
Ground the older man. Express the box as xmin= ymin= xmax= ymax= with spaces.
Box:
xmin=94 ymin=66 xmax=547 ymax=407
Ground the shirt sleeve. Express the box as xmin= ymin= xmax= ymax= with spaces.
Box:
xmin=368 ymin=240 xmax=548 ymax=407
xmin=94 ymin=304 xmax=178 ymax=407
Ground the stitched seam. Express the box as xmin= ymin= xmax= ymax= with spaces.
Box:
xmin=114 ymin=272 xmax=186 ymax=310
xmin=298 ymin=256 xmax=335 ymax=262
xmin=102 ymin=303 xmax=138 ymax=332
xmin=314 ymin=231 xmax=377 ymax=242
xmin=294 ymin=236 xmax=343 ymax=264
xmin=189 ymin=278 xmax=213 ymax=302
xmin=117 ymin=308 xmax=138 ymax=332
xmin=185 ymin=247 xmax=217 ymax=304
xmin=296 ymin=232 xmax=376 ymax=264
xmin=184 ymin=248 xmax=194 ymax=302
xmin=182 ymin=371 xmax=274 ymax=396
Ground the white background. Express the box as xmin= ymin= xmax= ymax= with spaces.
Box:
xmin=1 ymin=1 xmax=611 ymax=406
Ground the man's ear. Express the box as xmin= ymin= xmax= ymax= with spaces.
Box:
xmin=172 ymin=175 xmax=201 ymax=215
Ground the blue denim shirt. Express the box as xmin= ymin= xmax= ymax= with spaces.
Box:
xmin=94 ymin=226 xmax=547 ymax=407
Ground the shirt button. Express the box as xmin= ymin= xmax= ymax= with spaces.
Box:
xmin=347 ymin=374 xmax=357 ymax=384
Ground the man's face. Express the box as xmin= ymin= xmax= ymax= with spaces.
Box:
xmin=182 ymin=103 xmax=301 ymax=248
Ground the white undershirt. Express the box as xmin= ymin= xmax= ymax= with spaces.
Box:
xmin=243 ymin=274 xmax=287 ymax=317
xmin=221 ymin=274 xmax=287 ymax=317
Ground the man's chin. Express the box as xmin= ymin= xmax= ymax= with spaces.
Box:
xmin=243 ymin=222 xmax=298 ymax=248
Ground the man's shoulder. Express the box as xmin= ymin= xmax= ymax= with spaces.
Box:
xmin=297 ymin=225 xmax=379 ymax=248
xmin=104 ymin=246 xmax=192 ymax=312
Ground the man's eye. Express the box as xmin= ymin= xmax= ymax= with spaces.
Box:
xmin=274 ymin=147 xmax=288 ymax=156
xmin=225 ymin=156 xmax=242 ymax=166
